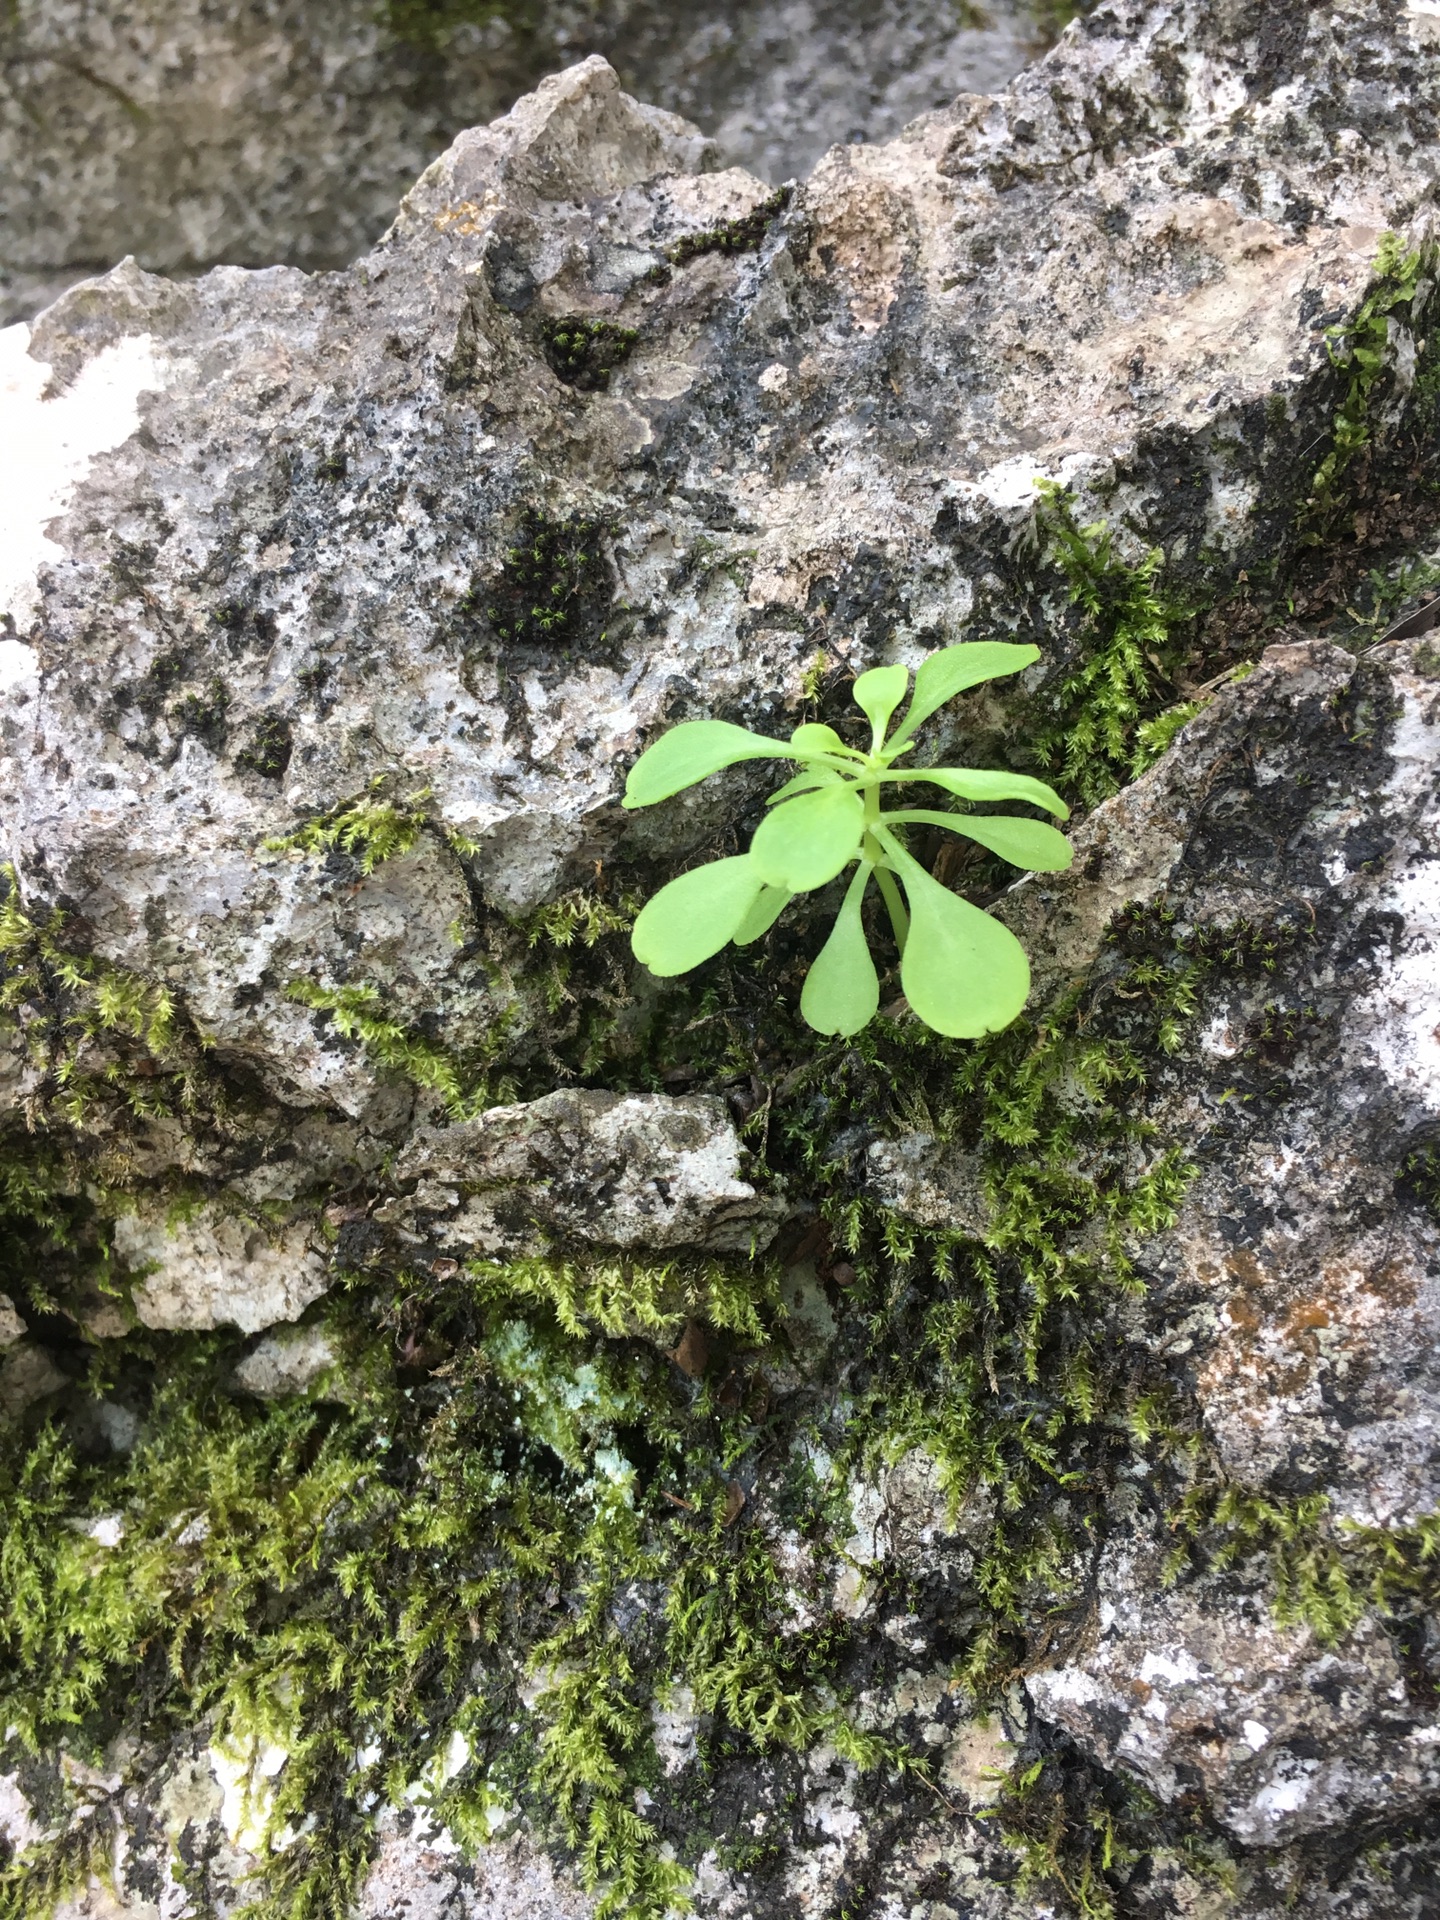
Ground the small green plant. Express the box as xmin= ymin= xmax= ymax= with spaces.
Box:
xmin=623 ymin=644 xmax=1071 ymax=1039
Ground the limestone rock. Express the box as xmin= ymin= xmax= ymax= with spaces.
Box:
xmin=388 ymin=1088 xmax=785 ymax=1254
xmin=1028 ymin=1526 xmax=1440 ymax=1846
xmin=5 ymin=4 xmax=1438 ymax=1141
xmin=0 ymin=1291 xmax=23 ymax=1345
xmin=864 ymin=1133 xmax=991 ymax=1235
xmin=231 ymin=1324 xmax=342 ymax=1397
xmin=5 ymin=5 xmax=1440 ymax=1916
xmin=112 ymin=1202 xmax=329 ymax=1333
xmin=0 ymin=0 xmax=1038 ymax=326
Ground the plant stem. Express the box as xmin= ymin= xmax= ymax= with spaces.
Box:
xmin=873 ymin=863 xmax=909 ymax=956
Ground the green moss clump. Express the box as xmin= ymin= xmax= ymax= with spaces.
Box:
xmin=541 ymin=318 xmax=639 ymax=393
xmin=235 ymin=715 xmax=294 ymax=781
xmin=668 ymin=190 xmax=791 ymax=268
xmin=484 ymin=510 xmax=615 ymax=656
xmin=1302 ymin=231 xmax=1436 ymax=543
xmin=1028 ymin=484 xmax=1193 ymax=805
xmin=170 ymin=679 xmax=230 ymax=753
xmin=381 ymin=0 xmax=528 ymax=50
xmin=264 ymin=780 xmax=430 ymax=875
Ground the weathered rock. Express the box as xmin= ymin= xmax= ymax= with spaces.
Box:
xmin=1005 ymin=635 xmax=1440 ymax=1530
xmin=5 ymin=6 xmax=1440 ymax=1918
xmin=231 ymin=1323 xmax=342 ymax=1397
xmin=5 ymin=2 xmax=1438 ymax=1144
xmin=112 ymin=1202 xmax=330 ymax=1333
xmin=0 ymin=0 xmax=1040 ymax=326
xmin=0 ymin=1291 xmax=23 ymax=1345
xmin=1029 ymin=1522 xmax=1440 ymax=1846
xmin=388 ymin=1088 xmax=786 ymax=1253
xmin=865 ymin=1133 xmax=991 ymax=1235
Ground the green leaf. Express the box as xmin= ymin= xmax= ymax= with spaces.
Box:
xmin=800 ymin=867 xmax=879 ymax=1036
xmin=851 ymin=664 xmax=909 ymax=741
xmin=766 ymin=767 xmax=840 ymax=806
xmin=749 ymin=783 xmax=865 ymax=892
xmin=883 ymin=809 xmax=1072 ymax=871
xmin=631 ymin=857 xmax=763 ymax=975
xmin=887 ymin=642 xmax=1041 ymax=747
xmin=733 ymin=884 xmax=792 ymax=945
xmin=881 ymin=838 xmax=1030 ymax=1036
xmin=622 ymin=721 xmax=794 ymax=808
xmin=890 ymin=766 xmax=1069 ymax=819
xmin=790 ymin=723 xmax=853 ymax=759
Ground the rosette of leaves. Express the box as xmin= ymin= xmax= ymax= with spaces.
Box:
xmin=622 ymin=644 xmax=1071 ymax=1039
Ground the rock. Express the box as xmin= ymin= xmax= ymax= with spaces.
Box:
xmin=6 ymin=7 xmax=1440 ymax=1918
xmin=865 ymin=1134 xmax=991 ymax=1235
xmin=0 ymin=1291 xmax=23 ymax=1344
xmin=5 ymin=9 xmax=1437 ymax=1137
xmin=388 ymin=1089 xmax=785 ymax=1254
xmin=1028 ymin=1523 xmax=1440 ymax=1846
xmin=112 ymin=1202 xmax=329 ymax=1333
xmin=359 ymin=1815 xmax=597 ymax=1920
xmin=0 ymin=1340 xmax=67 ymax=1422
xmin=232 ymin=1324 xmax=341 ymax=1397
xmin=1005 ymin=636 xmax=1440 ymax=1530
xmin=0 ymin=0 xmax=1039 ymax=326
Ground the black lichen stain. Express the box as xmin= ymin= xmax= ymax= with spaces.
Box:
xmin=540 ymin=316 xmax=639 ymax=392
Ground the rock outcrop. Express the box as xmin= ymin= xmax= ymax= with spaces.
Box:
xmin=0 ymin=0 xmax=1040 ymax=326
xmin=4 ymin=5 xmax=1440 ymax=1919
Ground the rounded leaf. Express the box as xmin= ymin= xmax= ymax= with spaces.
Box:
xmin=790 ymin=722 xmax=850 ymax=758
xmin=623 ymin=721 xmax=793 ymax=809
xmin=801 ymin=868 xmax=879 ymax=1036
xmin=884 ymin=842 xmax=1030 ymax=1036
xmin=733 ymin=884 xmax=793 ymax=946
xmin=766 ymin=766 xmax=839 ymax=807
xmin=749 ymin=782 xmax=865 ymax=892
xmin=631 ymin=857 xmax=764 ymax=976
xmin=851 ymin=664 xmax=909 ymax=740
xmin=897 ymin=766 xmax=1069 ymax=819
xmin=888 ymin=642 xmax=1041 ymax=747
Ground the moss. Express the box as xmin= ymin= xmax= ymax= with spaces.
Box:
xmin=1029 ymin=483 xmax=1193 ymax=805
xmin=235 ymin=715 xmax=294 ymax=781
xmin=1398 ymin=1142 xmax=1440 ymax=1222
xmin=1167 ymin=1481 xmax=1440 ymax=1648
xmin=483 ymin=510 xmax=616 ymax=657
xmin=264 ymin=780 xmax=429 ymax=875
xmin=170 ymin=679 xmax=230 ymax=754
xmin=381 ymin=0 xmax=530 ymax=50
xmin=284 ymin=978 xmax=514 ymax=1117
xmin=541 ymin=318 xmax=639 ymax=393
xmin=1302 ymin=231 xmax=1436 ymax=544
xmin=668 ymin=190 xmax=791 ymax=269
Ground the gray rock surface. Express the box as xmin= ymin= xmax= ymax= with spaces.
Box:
xmin=1029 ymin=1523 xmax=1440 ymax=1848
xmin=0 ymin=0 xmax=1042 ymax=326
xmin=389 ymin=1088 xmax=786 ymax=1254
xmin=5 ymin=2 xmax=1435 ymax=1147
xmin=5 ymin=5 xmax=1440 ymax=1919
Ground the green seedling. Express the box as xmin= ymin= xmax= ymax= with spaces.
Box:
xmin=623 ymin=643 xmax=1072 ymax=1038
